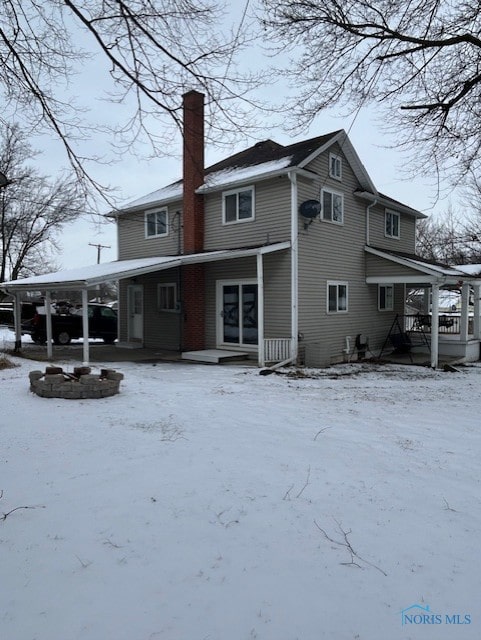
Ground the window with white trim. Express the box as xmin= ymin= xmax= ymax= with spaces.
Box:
xmin=329 ymin=153 xmax=342 ymax=180
xmin=157 ymin=283 xmax=178 ymax=311
xmin=321 ymin=188 xmax=344 ymax=224
xmin=145 ymin=208 xmax=168 ymax=238
xmin=327 ymin=281 xmax=348 ymax=313
xmin=378 ymin=284 xmax=394 ymax=311
xmin=223 ymin=186 xmax=255 ymax=224
xmin=385 ymin=210 xmax=400 ymax=238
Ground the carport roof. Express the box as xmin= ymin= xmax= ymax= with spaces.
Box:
xmin=0 ymin=243 xmax=290 ymax=292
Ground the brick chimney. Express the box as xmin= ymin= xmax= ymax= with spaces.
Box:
xmin=182 ymin=89 xmax=205 ymax=254
xmin=182 ymin=90 xmax=205 ymax=350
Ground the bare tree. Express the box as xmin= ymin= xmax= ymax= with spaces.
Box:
xmin=262 ymin=1 xmax=481 ymax=187
xmin=0 ymin=1 xmax=258 ymax=196
xmin=0 ymin=124 xmax=86 ymax=286
xmin=416 ymin=205 xmax=481 ymax=264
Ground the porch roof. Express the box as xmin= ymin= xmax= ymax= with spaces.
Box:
xmin=365 ymin=246 xmax=481 ymax=285
xmin=0 ymin=242 xmax=290 ymax=293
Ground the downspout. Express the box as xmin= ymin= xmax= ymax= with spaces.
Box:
xmin=261 ymin=172 xmax=298 ymax=374
xmin=365 ymin=198 xmax=377 ymax=246
xmin=288 ymin=171 xmax=299 ymax=363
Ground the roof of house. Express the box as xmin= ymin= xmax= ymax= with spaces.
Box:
xmin=114 ymin=129 xmax=419 ymax=216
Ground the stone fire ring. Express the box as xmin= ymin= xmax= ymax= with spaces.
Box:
xmin=29 ymin=366 xmax=124 ymax=399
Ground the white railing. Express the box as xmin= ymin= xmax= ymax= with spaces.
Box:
xmin=264 ymin=338 xmax=292 ymax=363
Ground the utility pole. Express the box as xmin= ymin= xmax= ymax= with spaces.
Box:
xmin=89 ymin=242 xmax=111 ymax=264
xmin=89 ymin=243 xmax=111 ymax=302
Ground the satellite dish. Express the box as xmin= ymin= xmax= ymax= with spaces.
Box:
xmin=299 ymin=200 xmax=321 ymax=219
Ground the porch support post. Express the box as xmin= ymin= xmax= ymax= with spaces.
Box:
xmin=288 ymin=171 xmax=298 ymax=363
xmin=13 ymin=293 xmax=22 ymax=351
xmin=81 ymin=288 xmax=90 ymax=365
xmin=431 ymin=283 xmax=440 ymax=369
xmin=45 ymin=291 xmax=53 ymax=360
xmin=423 ymin=287 xmax=430 ymax=314
xmin=460 ymin=282 xmax=470 ymax=341
xmin=473 ymin=284 xmax=481 ymax=340
xmin=257 ymin=252 xmax=265 ymax=367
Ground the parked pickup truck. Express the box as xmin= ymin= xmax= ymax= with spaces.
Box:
xmin=22 ymin=303 xmax=118 ymax=345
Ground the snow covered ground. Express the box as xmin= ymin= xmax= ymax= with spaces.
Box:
xmin=1 ymin=328 xmax=480 ymax=640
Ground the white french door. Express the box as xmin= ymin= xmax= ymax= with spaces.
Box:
xmin=216 ymin=280 xmax=258 ymax=348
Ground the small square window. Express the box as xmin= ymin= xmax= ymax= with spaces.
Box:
xmin=327 ymin=281 xmax=348 ymax=313
xmin=158 ymin=283 xmax=177 ymax=311
xmin=146 ymin=208 xmax=168 ymax=238
xmin=385 ymin=210 xmax=400 ymax=238
xmin=321 ymin=189 xmax=344 ymax=224
xmin=329 ymin=153 xmax=342 ymax=180
xmin=378 ymin=284 xmax=394 ymax=311
xmin=223 ymin=187 xmax=254 ymax=224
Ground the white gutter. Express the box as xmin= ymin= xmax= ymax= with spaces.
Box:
xmin=288 ymin=171 xmax=299 ymax=363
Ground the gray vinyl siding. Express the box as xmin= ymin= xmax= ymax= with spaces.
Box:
xmin=296 ymin=146 xmax=406 ymax=364
xmin=368 ymin=203 xmax=417 ymax=252
xmin=117 ymin=202 xmax=183 ymax=260
xmin=117 ymin=269 xmax=181 ymax=349
xmin=204 ymin=177 xmax=291 ymax=250
xmin=204 ymin=252 xmax=291 ymax=348
xmin=366 ymin=253 xmax=426 ymax=279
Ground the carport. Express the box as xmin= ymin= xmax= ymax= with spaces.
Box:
xmin=1 ymin=242 xmax=289 ymax=365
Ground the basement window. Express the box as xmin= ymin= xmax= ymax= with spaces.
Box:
xmin=146 ymin=208 xmax=168 ymax=238
xmin=223 ymin=186 xmax=255 ymax=224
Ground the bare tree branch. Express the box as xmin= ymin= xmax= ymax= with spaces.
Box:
xmin=262 ymin=0 xmax=481 ymax=187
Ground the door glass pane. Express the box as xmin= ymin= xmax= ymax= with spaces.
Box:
xmin=223 ymin=285 xmax=239 ymax=343
xmin=242 ymin=284 xmax=258 ymax=345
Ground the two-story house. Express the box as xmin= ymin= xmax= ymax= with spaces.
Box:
xmin=112 ymin=90 xmax=425 ymax=366
xmin=4 ymin=90 xmax=481 ymax=368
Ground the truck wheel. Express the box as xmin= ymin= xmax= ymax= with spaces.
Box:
xmin=103 ymin=336 xmax=116 ymax=344
xmin=55 ymin=331 xmax=71 ymax=345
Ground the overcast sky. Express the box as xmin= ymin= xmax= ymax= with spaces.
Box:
xmin=27 ymin=1 xmax=456 ymax=271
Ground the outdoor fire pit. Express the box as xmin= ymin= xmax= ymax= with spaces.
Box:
xmin=29 ymin=366 xmax=124 ymax=399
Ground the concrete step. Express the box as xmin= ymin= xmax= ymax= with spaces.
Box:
xmin=181 ymin=349 xmax=249 ymax=363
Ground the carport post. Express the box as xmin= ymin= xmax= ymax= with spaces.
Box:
xmin=45 ymin=291 xmax=53 ymax=360
xmin=431 ymin=283 xmax=440 ymax=369
xmin=13 ymin=294 xmax=22 ymax=351
xmin=81 ymin=289 xmax=89 ymax=365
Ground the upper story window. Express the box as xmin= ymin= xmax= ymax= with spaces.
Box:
xmin=321 ymin=188 xmax=344 ymax=224
xmin=329 ymin=153 xmax=342 ymax=180
xmin=145 ymin=208 xmax=168 ymax=238
xmin=327 ymin=281 xmax=348 ymax=313
xmin=223 ymin=186 xmax=255 ymax=224
xmin=385 ymin=210 xmax=400 ymax=239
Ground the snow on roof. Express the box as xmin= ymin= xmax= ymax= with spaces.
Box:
xmin=456 ymin=264 xmax=481 ymax=277
xmin=121 ymin=181 xmax=183 ymax=211
xmin=197 ymin=157 xmax=293 ymax=192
